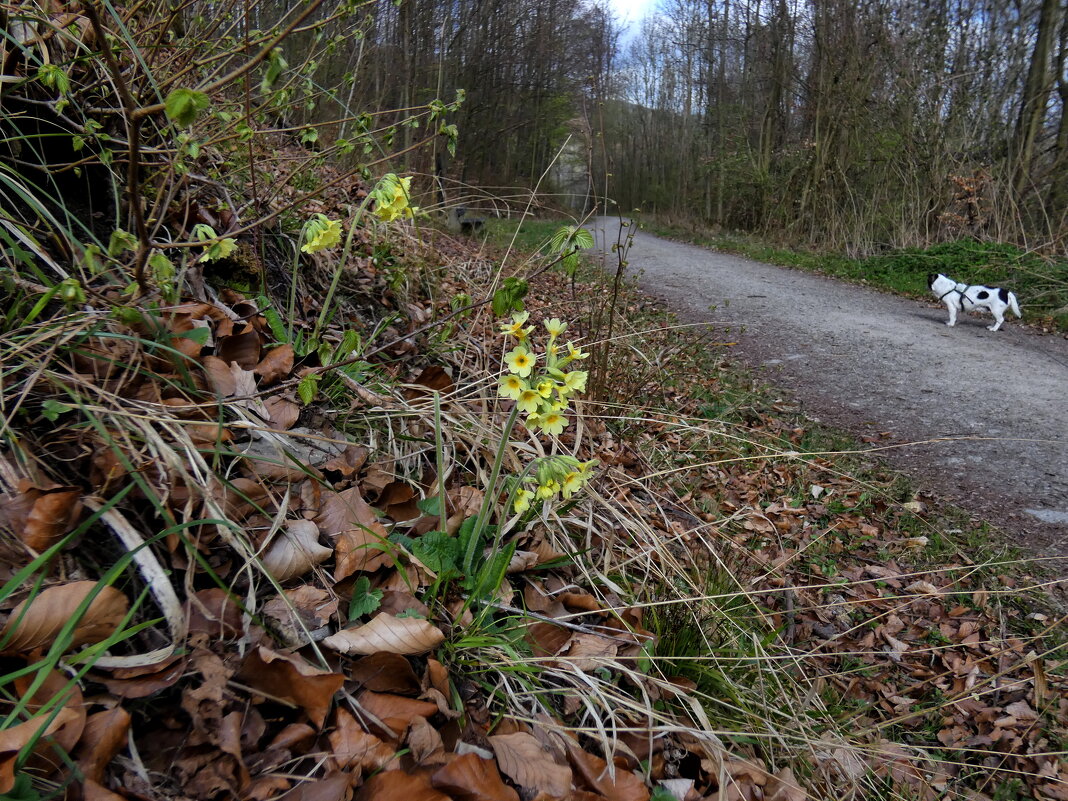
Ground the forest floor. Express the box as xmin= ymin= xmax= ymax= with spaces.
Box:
xmin=590 ymin=217 xmax=1068 ymax=560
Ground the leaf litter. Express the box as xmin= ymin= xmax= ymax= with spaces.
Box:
xmin=0 ymin=174 xmax=1065 ymax=801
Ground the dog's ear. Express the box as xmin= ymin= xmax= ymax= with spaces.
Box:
xmin=926 ymin=273 xmax=937 ymax=288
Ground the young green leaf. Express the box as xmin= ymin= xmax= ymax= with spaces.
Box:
xmin=165 ymin=88 xmax=210 ymax=127
xmin=297 ymin=373 xmax=320 ymax=405
xmin=348 ymin=576 xmax=383 ymax=620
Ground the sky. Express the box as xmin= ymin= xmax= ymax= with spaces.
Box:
xmin=607 ymin=0 xmax=658 ymax=25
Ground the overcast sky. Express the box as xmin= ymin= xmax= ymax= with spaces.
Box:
xmin=607 ymin=0 xmax=657 ymax=24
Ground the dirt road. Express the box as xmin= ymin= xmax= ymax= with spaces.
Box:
xmin=590 ymin=217 xmax=1068 ymax=559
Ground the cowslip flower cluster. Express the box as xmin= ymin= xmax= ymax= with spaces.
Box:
xmin=498 ymin=312 xmax=589 ymax=437
xmin=371 ymin=173 xmax=418 ymax=222
xmin=512 ymin=455 xmax=598 ymax=514
xmin=301 ymin=214 xmax=342 ymax=254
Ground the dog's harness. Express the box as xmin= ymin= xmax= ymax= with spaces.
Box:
xmin=938 ymin=282 xmax=970 ymax=308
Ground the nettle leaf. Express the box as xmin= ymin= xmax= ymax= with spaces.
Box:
xmin=417 ymin=495 xmax=442 ymax=517
xmin=41 ymin=399 xmax=73 ymax=422
xmin=570 ymin=227 xmax=594 ymax=249
xmin=261 ymin=48 xmax=288 ymax=92
xmin=297 ymin=373 xmax=320 ymax=405
xmin=348 ymin=576 xmax=383 ymax=620
xmin=107 ymin=229 xmax=138 ymax=257
xmin=37 ymin=63 xmax=70 ymax=95
xmin=491 ymin=276 xmax=529 ymax=317
xmin=411 ymin=530 xmax=460 ymax=577
xmin=165 ymin=88 xmax=210 ymax=127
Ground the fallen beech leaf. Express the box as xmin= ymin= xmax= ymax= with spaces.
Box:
xmin=261 ymin=520 xmax=332 ymax=582
xmin=1 ymin=581 xmax=129 ymax=654
xmin=350 ymin=652 xmax=421 ymax=694
xmin=186 ymin=588 xmax=244 ymax=639
xmin=265 ymin=395 xmax=301 ymax=429
xmin=567 ymin=740 xmax=649 ymax=801
xmin=237 ymin=646 xmax=344 ymax=728
xmin=407 ymin=715 xmax=446 ymax=765
xmin=323 ymin=612 xmax=444 ymax=656
xmin=431 ymin=752 xmax=520 ymax=801
xmin=255 ymin=344 xmax=295 ymax=385
xmin=97 ymin=654 xmax=187 ymax=699
xmin=281 ymin=772 xmax=353 ymax=801
xmin=0 ymin=707 xmax=82 ymax=793
xmin=488 ymin=732 xmax=572 ymax=798
xmin=22 ymin=488 xmax=82 ymax=551
xmin=765 ymin=767 xmax=805 ymax=801
xmin=330 ymin=707 xmax=398 ymax=772
xmin=316 ymin=487 xmax=393 ymax=579
xmin=560 ymin=633 xmax=618 ymax=672
xmin=217 ymin=326 xmax=262 ymax=369
xmin=202 ymin=354 xmax=237 ymax=396
xmin=76 ymin=707 xmax=131 ymax=783
xmin=356 ymin=690 xmax=438 ymax=736
xmin=355 ymin=769 xmax=450 ymax=801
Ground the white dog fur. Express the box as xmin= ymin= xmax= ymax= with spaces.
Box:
xmin=927 ymin=273 xmax=1021 ymax=331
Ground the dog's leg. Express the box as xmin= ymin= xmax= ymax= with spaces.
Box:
xmin=988 ymin=310 xmax=1004 ymax=331
xmin=945 ymin=303 xmax=957 ymax=326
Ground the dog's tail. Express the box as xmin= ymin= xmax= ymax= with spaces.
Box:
xmin=1009 ymin=292 xmax=1022 ymax=318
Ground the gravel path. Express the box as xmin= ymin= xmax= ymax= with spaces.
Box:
xmin=590 ymin=217 xmax=1068 ymax=560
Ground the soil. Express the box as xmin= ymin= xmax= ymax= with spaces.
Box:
xmin=591 ymin=217 xmax=1068 ymax=561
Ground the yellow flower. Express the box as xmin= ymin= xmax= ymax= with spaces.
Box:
xmin=544 ymin=318 xmax=567 ymax=338
xmin=513 ymin=488 xmax=535 ymax=514
xmin=504 ymin=347 xmax=535 ymax=377
xmin=536 ymin=379 xmax=555 ymax=398
xmin=538 ymin=412 xmax=568 ymax=436
xmin=516 ymin=388 xmax=543 ymax=414
xmin=372 ymin=173 xmax=416 ymax=222
xmin=561 ymin=471 xmax=584 ymax=498
xmin=536 ymin=480 xmax=559 ymax=500
xmin=498 ymin=374 xmax=526 ymax=400
xmin=566 ymin=341 xmax=589 ymax=361
xmin=301 ymin=214 xmax=342 ymax=254
xmin=562 ymin=370 xmax=588 ymax=393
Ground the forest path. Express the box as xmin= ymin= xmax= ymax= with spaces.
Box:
xmin=590 ymin=217 xmax=1068 ymax=560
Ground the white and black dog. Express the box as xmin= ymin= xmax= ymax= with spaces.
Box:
xmin=927 ymin=273 xmax=1021 ymax=331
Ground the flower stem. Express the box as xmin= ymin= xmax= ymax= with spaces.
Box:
xmin=463 ymin=403 xmax=521 ymax=577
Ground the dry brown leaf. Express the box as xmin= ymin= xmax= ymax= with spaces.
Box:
xmin=186 ymin=588 xmax=244 ymax=639
xmin=1 ymin=581 xmax=129 ymax=654
xmin=236 ymin=645 xmax=344 ymax=728
xmin=526 ymin=622 xmax=571 ymax=659
xmin=350 ymin=652 xmax=421 ymax=694
xmin=281 ymin=772 xmax=353 ymax=801
xmin=355 ymin=769 xmax=450 ymax=801
xmin=316 ymin=487 xmax=393 ymax=579
xmin=356 ymin=690 xmax=438 ymax=737
xmin=261 ymin=520 xmax=332 ymax=582
xmin=330 ymin=707 xmax=399 ymax=772
xmin=323 ymin=612 xmax=444 ymax=656
xmin=255 ymin=344 xmax=295 ymax=385
xmin=560 ymin=633 xmax=618 ymax=672
xmin=764 ymin=767 xmax=805 ymax=801
xmin=202 ymin=354 xmax=238 ymax=396
xmin=97 ymin=654 xmax=186 ymax=699
xmin=75 ymin=707 xmax=131 ymax=783
xmin=430 ymin=752 xmax=520 ymax=801
xmin=407 ymin=716 xmax=446 ymax=765
xmin=217 ymin=327 xmax=262 ymax=368
xmin=0 ymin=707 xmax=83 ymax=792
xmin=265 ymin=395 xmax=301 ymax=430
xmin=567 ymin=741 xmax=649 ymax=801
xmin=22 ymin=487 xmax=82 ymax=551
xmin=488 ymin=731 xmax=573 ymax=798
